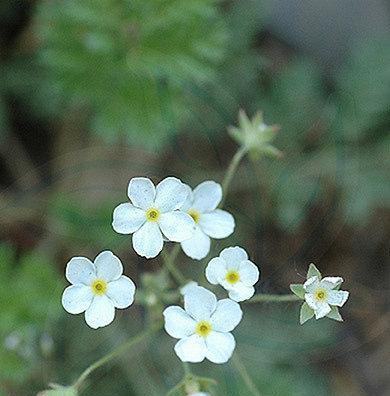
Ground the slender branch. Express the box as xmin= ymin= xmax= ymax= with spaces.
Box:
xmin=245 ymin=294 xmax=301 ymax=303
xmin=232 ymin=353 xmax=262 ymax=396
xmin=73 ymin=322 xmax=161 ymax=392
xmin=162 ymin=245 xmax=187 ymax=286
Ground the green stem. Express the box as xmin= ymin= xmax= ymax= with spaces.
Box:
xmin=245 ymin=294 xmax=301 ymax=303
xmin=162 ymin=246 xmax=187 ymax=286
xmin=221 ymin=146 xmax=248 ymax=204
xmin=232 ymin=353 xmax=262 ymax=396
xmin=73 ymin=323 xmax=161 ymax=392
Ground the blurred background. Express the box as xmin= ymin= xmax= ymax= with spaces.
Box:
xmin=0 ymin=0 xmax=389 ymax=395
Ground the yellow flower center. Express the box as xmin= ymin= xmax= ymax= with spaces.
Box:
xmin=146 ymin=207 xmax=160 ymax=222
xmin=225 ymin=270 xmax=240 ymax=285
xmin=91 ymin=279 xmax=107 ymax=296
xmin=188 ymin=209 xmax=200 ymax=223
xmin=315 ymin=289 xmax=327 ymax=301
xmin=195 ymin=321 xmax=212 ymax=337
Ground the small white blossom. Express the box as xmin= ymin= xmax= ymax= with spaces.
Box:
xmin=304 ymin=276 xmax=349 ymax=320
xmin=180 ymin=281 xmax=199 ymax=296
xmin=180 ymin=181 xmax=235 ymax=260
xmin=112 ymin=177 xmax=195 ymax=258
xmin=163 ymin=286 xmax=242 ymax=364
xmin=62 ymin=251 xmax=136 ymax=329
xmin=189 ymin=393 xmax=209 ymax=396
xmin=205 ymin=247 xmax=259 ymax=302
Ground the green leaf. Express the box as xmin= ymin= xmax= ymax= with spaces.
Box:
xmin=307 ymin=263 xmax=321 ymax=280
xmin=289 ymin=284 xmax=305 ymax=299
xmin=300 ymin=303 xmax=314 ymax=325
xmin=326 ymin=306 xmax=343 ymax=322
xmin=37 ymin=385 xmax=78 ymax=396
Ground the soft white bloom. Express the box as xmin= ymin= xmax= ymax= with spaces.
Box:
xmin=180 ymin=181 xmax=235 ymax=260
xmin=189 ymin=393 xmax=209 ymax=396
xmin=303 ymin=276 xmax=349 ymax=319
xmin=112 ymin=177 xmax=195 ymax=258
xmin=205 ymin=247 xmax=259 ymax=302
xmin=163 ymin=286 xmax=242 ymax=364
xmin=61 ymin=251 xmax=136 ymax=329
xmin=180 ymin=281 xmax=199 ymax=296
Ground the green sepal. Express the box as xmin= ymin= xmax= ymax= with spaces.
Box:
xmin=307 ymin=263 xmax=321 ymax=280
xmin=326 ymin=306 xmax=343 ymax=322
xmin=299 ymin=302 xmax=315 ymax=325
xmin=289 ymin=284 xmax=305 ymax=299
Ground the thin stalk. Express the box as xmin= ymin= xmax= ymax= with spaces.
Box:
xmin=232 ymin=353 xmax=262 ymax=396
xmin=73 ymin=323 xmax=161 ymax=392
xmin=162 ymin=245 xmax=187 ymax=286
xmin=246 ymin=294 xmax=301 ymax=303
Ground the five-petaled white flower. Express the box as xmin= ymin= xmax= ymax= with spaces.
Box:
xmin=180 ymin=181 xmax=235 ymax=260
xmin=163 ymin=286 xmax=242 ymax=364
xmin=61 ymin=251 xmax=136 ymax=329
xmin=304 ymin=276 xmax=349 ymax=319
xmin=112 ymin=177 xmax=195 ymax=258
xmin=205 ymin=247 xmax=259 ymax=302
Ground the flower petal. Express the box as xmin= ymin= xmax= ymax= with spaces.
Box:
xmin=132 ymin=222 xmax=163 ymax=258
xmin=106 ymin=276 xmax=136 ymax=309
xmin=155 ymin=177 xmax=189 ymax=212
xmin=179 ymin=184 xmax=193 ymax=212
xmin=303 ymin=276 xmax=320 ymax=293
xmin=159 ymin=211 xmax=195 ymax=242
xmin=314 ymin=302 xmax=331 ymax=319
xmin=112 ymin=203 xmax=145 ymax=234
xmin=184 ymin=286 xmax=217 ymax=321
xmin=304 ymin=293 xmax=319 ymax=310
xmin=327 ymin=290 xmax=349 ymax=307
xmin=227 ymin=283 xmax=255 ymax=302
xmin=205 ymin=332 xmax=235 ymax=364
xmin=238 ymin=260 xmax=259 ymax=286
xmin=62 ymin=285 xmax=93 ymax=314
xmin=163 ymin=306 xmax=197 ymax=338
xmin=199 ymin=209 xmax=235 ymax=239
xmin=65 ymin=257 xmax=96 ymax=285
xmin=85 ymin=295 xmax=115 ymax=329
xmin=220 ymin=246 xmax=248 ymax=269
xmin=181 ymin=226 xmax=211 ymax=260
xmin=174 ymin=334 xmax=207 ymax=363
xmin=210 ymin=299 xmax=242 ymax=332
xmin=192 ymin=181 xmax=222 ymax=212
xmin=320 ymin=277 xmax=344 ymax=290
xmin=94 ymin=251 xmax=123 ymax=282
xmin=127 ymin=177 xmax=156 ymax=210
xmin=205 ymin=257 xmax=227 ymax=284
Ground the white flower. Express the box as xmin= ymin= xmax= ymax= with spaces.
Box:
xmin=163 ymin=286 xmax=242 ymax=364
xmin=180 ymin=181 xmax=235 ymax=260
xmin=205 ymin=247 xmax=259 ymax=302
xmin=189 ymin=393 xmax=209 ymax=396
xmin=61 ymin=251 xmax=136 ymax=329
xmin=180 ymin=281 xmax=199 ymax=296
xmin=303 ymin=276 xmax=349 ymax=319
xmin=112 ymin=177 xmax=195 ymax=258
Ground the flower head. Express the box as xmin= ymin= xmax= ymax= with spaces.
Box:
xmin=61 ymin=251 xmax=136 ymax=329
xmin=205 ymin=247 xmax=259 ymax=302
xmin=112 ymin=177 xmax=195 ymax=258
xmin=163 ymin=286 xmax=242 ymax=364
xmin=180 ymin=181 xmax=235 ymax=260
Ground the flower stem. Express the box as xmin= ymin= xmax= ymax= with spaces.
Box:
xmin=245 ymin=294 xmax=301 ymax=303
xmin=232 ymin=353 xmax=262 ymax=396
xmin=162 ymin=245 xmax=187 ymax=286
xmin=73 ymin=322 xmax=162 ymax=393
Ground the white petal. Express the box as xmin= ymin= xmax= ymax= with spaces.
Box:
xmin=112 ymin=203 xmax=145 ymax=234
xmin=181 ymin=226 xmax=211 ymax=260
xmin=210 ymin=299 xmax=242 ymax=332
xmin=85 ymin=295 xmax=115 ymax=329
xmin=314 ymin=302 xmax=331 ymax=319
xmin=227 ymin=283 xmax=255 ymax=302
xmin=304 ymin=293 xmax=319 ymax=310
xmin=94 ymin=251 xmax=123 ymax=282
xmin=174 ymin=334 xmax=207 ymax=363
xmin=192 ymin=181 xmax=222 ymax=212
xmin=159 ymin=211 xmax=195 ymax=242
xmin=155 ymin=177 xmax=189 ymax=212
xmin=303 ymin=276 xmax=320 ymax=293
xmin=199 ymin=209 xmax=235 ymax=239
xmin=205 ymin=332 xmax=235 ymax=364
xmin=65 ymin=257 xmax=96 ymax=285
xmin=62 ymin=285 xmax=93 ymax=314
xmin=179 ymin=184 xmax=194 ymax=212
xmin=106 ymin=276 xmax=136 ymax=309
xmin=220 ymin=246 xmax=248 ymax=269
xmin=205 ymin=257 xmax=227 ymax=284
xmin=127 ymin=177 xmax=156 ymax=210
xmin=180 ymin=281 xmax=199 ymax=296
xmin=132 ymin=222 xmax=163 ymax=258
xmin=320 ymin=277 xmax=343 ymax=290
xmin=184 ymin=286 xmax=217 ymax=321
xmin=238 ymin=260 xmax=260 ymax=286
xmin=163 ymin=306 xmax=197 ymax=338
xmin=327 ymin=290 xmax=349 ymax=307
